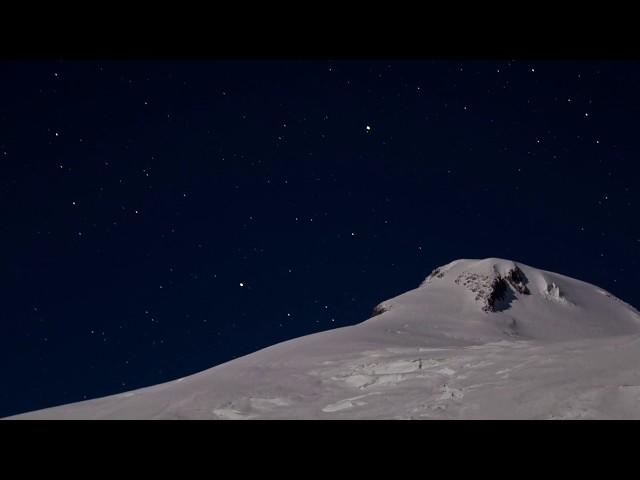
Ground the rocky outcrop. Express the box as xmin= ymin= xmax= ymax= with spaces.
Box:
xmin=485 ymin=276 xmax=510 ymax=312
xmin=428 ymin=267 xmax=446 ymax=280
xmin=370 ymin=303 xmax=388 ymax=318
xmin=505 ymin=265 xmax=530 ymax=294
xmin=420 ymin=266 xmax=447 ymax=287
xmin=455 ymin=264 xmax=530 ymax=312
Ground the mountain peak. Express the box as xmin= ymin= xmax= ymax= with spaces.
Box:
xmin=422 ymin=258 xmax=530 ymax=312
xmin=372 ymin=258 xmax=640 ymax=342
xmin=10 ymin=258 xmax=640 ymax=419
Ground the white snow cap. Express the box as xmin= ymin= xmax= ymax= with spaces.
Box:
xmin=11 ymin=258 xmax=640 ymax=420
xmin=374 ymin=257 xmax=640 ymax=342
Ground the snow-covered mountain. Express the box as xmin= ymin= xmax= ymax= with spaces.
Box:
xmin=10 ymin=258 xmax=640 ymax=419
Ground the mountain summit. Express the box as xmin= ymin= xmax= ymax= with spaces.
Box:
xmin=10 ymin=258 xmax=640 ymax=419
xmin=371 ymin=258 xmax=640 ymax=343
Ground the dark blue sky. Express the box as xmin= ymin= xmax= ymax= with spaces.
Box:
xmin=1 ymin=60 xmax=638 ymax=417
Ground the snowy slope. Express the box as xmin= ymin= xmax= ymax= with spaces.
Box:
xmin=10 ymin=258 xmax=640 ymax=420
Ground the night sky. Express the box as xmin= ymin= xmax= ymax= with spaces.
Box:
xmin=2 ymin=60 xmax=639 ymax=417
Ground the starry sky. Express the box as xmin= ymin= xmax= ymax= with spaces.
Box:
xmin=2 ymin=60 xmax=639 ymax=417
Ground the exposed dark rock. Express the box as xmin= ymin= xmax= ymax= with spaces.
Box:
xmin=455 ymin=268 xmax=522 ymax=313
xmin=421 ymin=267 xmax=447 ymax=286
xmin=370 ymin=303 xmax=388 ymax=317
xmin=430 ymin=267 xmax=446 ymax=279
xmin=484 ymin=276 xmax=509 ymax=312
xmin=505 ymin=265 xmax=530 ymax=294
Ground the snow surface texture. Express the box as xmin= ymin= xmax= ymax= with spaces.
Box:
xmin=10 ymin=258 xmax=640 ymax=420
